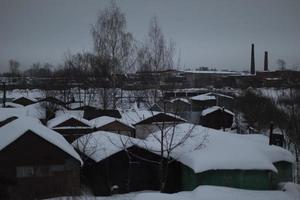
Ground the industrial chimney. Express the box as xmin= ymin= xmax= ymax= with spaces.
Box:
xmin=250 ymin=44 xmax=255 ymax=75
xmin=264 ymin=51 xmax=268 ymax=71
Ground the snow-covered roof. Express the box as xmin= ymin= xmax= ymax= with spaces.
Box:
xmin=0 ymin=108 xmax=26 ymax=121
xmin=55 ymin=109 xmax=85 ymax=119
xmin=0 ymin=103 xmax=46 ymax=120
xmin=1 ymin=102 xmax=24 ymax=108
xmin=121 ymin=109 xmax=185 ymax=125
xmin=121 ymin=110 xmax=159 ymax=125
xmin=201 ymin=106 xmax=234 ymax=116
xmin=72 ymin=131 xmax=137 ymax=162
xmin=0 ymin=116 xmax=82 ymax=164
xmin=170 ymin=98 xmax=191 ymax=104
xmin=190 ymin=93 xmax=216 ymax=101
xmin=12 ymin=95 xmax=37 ymax=102
xmin=89 ymin=116 xmax=134 ymax=129
xmin=183 ymin=70 xmax=239 ymax=75
xmin=47 ymin=114 xmax=92 ymax=128
xmin=144 ymin=123 xmax=294 ymax=173
xmin=24 ymin=102 xmax=46 ymax=119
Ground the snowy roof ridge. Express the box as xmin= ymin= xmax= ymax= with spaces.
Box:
xmin=13 ymin=95 xmax=37 ymax=102
xmin=72 ymin=131 xmax=140 ymax=162
xmin=47 ymin=114 xmax=92 ymax=128
xmin=90 ymin=116 xmax=135 ymax=129
xmin=201 ymin=106 xmax=234 ymax=116
xmin=190 ymin=93 xmax=216 ymax=101
xmin=121 ymin=109 xmax=186 ymax=125
xmin=170 ymin=98 xmax=191 ymax=104
xmin=0 ymin=116 xmax=83 ymax=164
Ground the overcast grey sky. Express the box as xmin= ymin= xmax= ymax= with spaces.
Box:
xmin=0 ymin=0 xmax=299 ymax=72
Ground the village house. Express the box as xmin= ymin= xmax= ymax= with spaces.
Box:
xmin=147 ymin=124 xmax=294 ymax=191
xmin=0 ymin=116 xmax=82 ymax=199
xmin=73 ymin=131 xmax=180 ymax=196
xmin=200 ymin=106 xmax=234 ymax=130
xmin=90 ymin=116 xmax=135 ymax=137
xmin=82 ymin=108 xmax=122 ymax=120
xmin=121 ymin=109 xmax=186 ymax=139
xmin=190 ymin=93 xmax=217 ymax=111
xmin=12 ymin=96 xmax=37 ymax=106
xmin=47 ymin=114 xmax=94 ymax=142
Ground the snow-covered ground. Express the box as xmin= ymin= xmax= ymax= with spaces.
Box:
xmin=45 ymin=183 xmax=300 ymax=200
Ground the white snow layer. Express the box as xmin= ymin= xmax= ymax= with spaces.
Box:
xmin=72 ymin=131 xmax=137 ymax=163
xmin=73 ymin=123 xmax=293 ymax=173
xmin=121 ymin=109 xmax=185 ymax=125
xmin=190 ymin=93 xmax=216 ymax=101
xmin=133 ymin=184 xmax=300 ymax=200
xmin=0 ymin=102 xmax=46 ymax=120
xmin=144 ymin=123 xmax=294 ymax=173
xmin=201 ymin=106 xmax=234 ymax=116
xmin=47 ymin=114 xmax=91 ymax=128
xmin=0 ymin=116 xmax=82 ymax=164
xmin=90 ymin=116 xmax=123 ymax=129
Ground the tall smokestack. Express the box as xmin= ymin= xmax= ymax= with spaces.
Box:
xmin=251 ymin=44 xmax=255 ymax=75
xmin=264 ymin=51 xmax=268 ymax=71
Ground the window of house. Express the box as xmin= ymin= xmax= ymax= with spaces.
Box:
xmin=49 ymin=165 xmax=65 ymax=173
xmin=16 ymin=166 xmax=34 ymax=178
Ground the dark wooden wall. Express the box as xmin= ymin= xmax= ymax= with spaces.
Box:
xmin=0 ymin=131 xmax=81 ymax=199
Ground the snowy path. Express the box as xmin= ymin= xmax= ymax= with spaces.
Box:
xmin=45 ymin=183 xmax=300 ymax=200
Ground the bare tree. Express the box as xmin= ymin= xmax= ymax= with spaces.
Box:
xmin=277 ymin=59 xmax=286 ymax=71
xmin=91 ymin=0 xmax=135 ymax=109
xmin=137 ymin=16 xmax=175 ymax=102
xmin=8 ymin=59 xmax=21 ymax=76
xmin=277 ymin=88 xmax=300 ymax=183
xmin=137 ymin=16 xmax=175 ymax=72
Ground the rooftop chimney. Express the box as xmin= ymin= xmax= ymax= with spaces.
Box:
xmin=264 ymin=51 xmax=268 ymax=71
xmin=251 ymin=44 xmax=255 ymax=75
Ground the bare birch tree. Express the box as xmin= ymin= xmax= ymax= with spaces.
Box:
xmin=91 ymin=0 xmax=135 ymax=109
xmin=137 ymin=16 xmax=175 ymax=102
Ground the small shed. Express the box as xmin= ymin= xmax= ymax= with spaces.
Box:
xmin=47 ymin=114 xmax=94 ymax=142
xmin=83 ymin=109 xmax=122 ymax=120
xmin=0 ymin=117 xmax=82 ymax=199
xmin=90 ymin=116 xmax=135 ymax=137
xmin=169 ymin=98 xmax=191 ymax=113
xmin=12 ymin=96 xmax=37 ymax=106
xmin=200 ymin=106 xmax=234 ymax=129
xmin=121 ymin=110 xmax=185 ymax=139
xmin=147 ymin=124 xmax=294 ymax=191
xmin=73 ymin=132 xmax=180 ymax=196
xmin=190 ymin=93 xmax=216 ymax=111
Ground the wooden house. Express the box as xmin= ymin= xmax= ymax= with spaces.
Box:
xmin=0 ymin=116 xmax=82 ymax=199
xmin=12 ymin=96 xmax=36 ymax=106
xmin=190 ymin=93 xmax=217 ymax=111
xmin=90 ymin=116 xmax=135 ymax=137
xmin=38 ymin=96 xmax=66 ymax=107
xmin=47 ymin=114 xmax=94 ymax=142
xmin=121 ymin=110 xmax=185 ymax=139
xmin=200 ymin=106 xmax=234 ymax=130
xmin=73 ymin=131 xmax=180 ymax=196
xmin=83 ymin=109 xmax=122 ymax=120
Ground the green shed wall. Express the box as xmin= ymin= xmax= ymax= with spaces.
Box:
xmin=181 ymin=165 xmax=272 ymax=191
xmin=271 ymin=161 xmax=293 ymax=188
